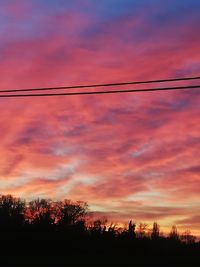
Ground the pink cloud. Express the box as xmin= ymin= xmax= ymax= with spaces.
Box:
xmin=0 ymin=5 xmax=199 ymax=234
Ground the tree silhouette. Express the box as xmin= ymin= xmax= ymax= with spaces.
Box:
xmin=92 ymin=219 xmax=103 ymax=232
xmin=136 ymin=223 xmax=148 ymax=238
xmin=169 ymin=225 xmax=179 ymax=242
xmin=151 ymin=222 xmax=160 ymax=240
xmin=181 ymin=230 xmax=196 ymax=244
xmin=0 ymin=194 xmax=25 ymax=229
xmin=0 ymin=194 xmax=198 ymax=266
xmin=58 ymin=200 xmax=88 ymax=227
xmin=128 ymin=220 xmax=136 ymax=238
xmin=27 ymin=198 xmax=54 ymax=228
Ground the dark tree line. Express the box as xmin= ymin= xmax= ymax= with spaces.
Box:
xmin=0 ymin=194 xmax=199 ymax=266
xmin=0 ymin=195 xmax=87 ymax=230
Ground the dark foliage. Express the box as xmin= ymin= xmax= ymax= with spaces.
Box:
xmin=0 ymin=194 xmax=199 ymax=266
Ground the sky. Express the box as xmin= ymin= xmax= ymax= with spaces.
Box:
xmin=0 ymin=0 xmax=200 ymax=234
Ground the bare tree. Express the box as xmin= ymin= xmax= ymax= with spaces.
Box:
xmin=0 ymin=194 xmax=25 ymax=228
xmin=27 ymin=198 xmax=54 ymax=226
xmin=169 ymin=225 xmax=179 ymax=241
xmin=136 ymin=223 xmax=149 ymax=238
xmin=128 ymin=220 xmax=136 ymax=238
xmin=151 ymin=222 xmax=160 ymax=240
xmin=181 ymin=230 xmax=196 ymax=244
xmin=58 ymin=200 xmax=88 ymax=226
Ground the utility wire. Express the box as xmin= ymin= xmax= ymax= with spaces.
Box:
xmin=0 ymin=85 xmax=199 ymax=98
xmin=0 ymin=76 xmax=200 ymax=93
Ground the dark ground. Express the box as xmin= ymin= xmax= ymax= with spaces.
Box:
xmin=1 ymin=234 xmax=200 ymax=266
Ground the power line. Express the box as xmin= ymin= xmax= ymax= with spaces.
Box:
xmin=0 ymin=76 xmax=200 ymax=93
xmin=0 ymin=85 xmax=199 ymax=98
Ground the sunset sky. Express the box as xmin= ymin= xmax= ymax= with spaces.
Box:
xmin=0 ymin=0 xmax=200 ymax=234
